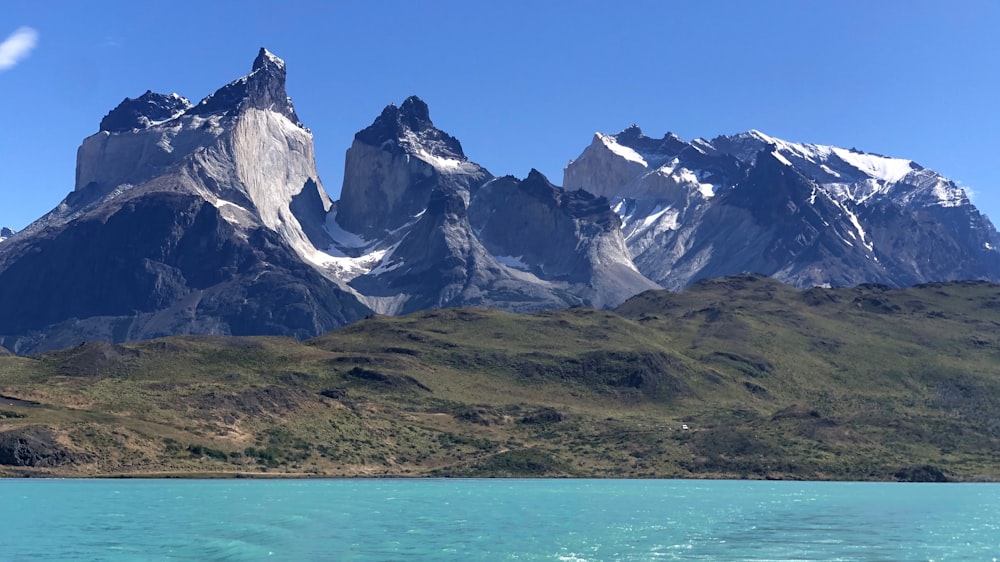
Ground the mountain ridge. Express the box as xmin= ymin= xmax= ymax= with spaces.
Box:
xmin=2 ymin=49 xmax=999 ymax=353
xmin=565 ymin=125 xmax=1000 ymax=289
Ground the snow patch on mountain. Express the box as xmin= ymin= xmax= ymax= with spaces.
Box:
xmin=324 ymin=210 xmax=368 ymax=249
xmin=655 ymin=164 xmax=716 ymax=198
xmin=708 ymin=129 xmax=976 ymax=212
xmin=324 ymin=245 xmax=393 ymax=281
xmin=826 ymin=193 xmax=873 ymax=252
xmin=635 ymin=204 xmax=680 ymax=232
xmin=394 ymin=129 xmax=478 ymax=174
xmin=830 ymin=147 xmax=913 ymax=184
xmin=495 ymin=254 xmax=530 ymax=271
xmin=771 ymin=150 xmax=793 ymax=167
xmin=598 ymin=133 xmax=648 ymax=166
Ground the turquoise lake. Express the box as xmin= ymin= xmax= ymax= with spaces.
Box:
xmin=1 ymin=479 xmax=997 ymax=560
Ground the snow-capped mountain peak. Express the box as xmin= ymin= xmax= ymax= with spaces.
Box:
xmin=565 ymin=126 xmax=1000 ymax=290
xmin=715 ymin=131 xmax=970 ymax=210
xmin=566 ymin=128 xmax=726 ymax=202
xmin=596 ymin=132 xmax=648 ymax=167
xmin=0 ymin=227 xmax=14 ymax=243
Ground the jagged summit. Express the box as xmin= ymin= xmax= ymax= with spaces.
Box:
xmin=515 ymin=169 xmax=621 ymax=230
xmin=188 ymin=47 xmax=300 ymax=126
xmin=395 ymin=95 xmax=432 ymax=128
xmin=354 ymin=95 xmax=465 ymax=160
xmin=337 ymin=96 xmax=490 ymax=238
xmin=524 ymin=168 xmax=549 ymax=184
xmin=610 ymin=126 xmax=687 ymax=157
xmin=0 ymin=227 xmax=13 ymax=242
xmin=76 ymin=48 xmax=315 ymax=197
xmin=99 ymin=91 xmax=192 ymax=132
xmin=252 ymin=47 xmax=285 ymax=71
xmin=96 ymin=49 xmax=299 ymax=134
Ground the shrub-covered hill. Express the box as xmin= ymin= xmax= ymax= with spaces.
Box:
xmin=0 ymin=274 xmax=997 ymax=480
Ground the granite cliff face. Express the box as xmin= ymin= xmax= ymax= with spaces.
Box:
xmin=468 ymin=170 xmax=659 ymax=308
xmin=565 ymin=127 xmax=1000 ymax=289
xmin=0 ymin=49 xmax=369 ymax=353
xmin=336 ymin=96 xmax=490 ymax=239
xmin=73 ymin=48 xmax=332 ymax=260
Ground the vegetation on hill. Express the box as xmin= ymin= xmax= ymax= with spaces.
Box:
xmin=0 ymin=274 xmax=997 ymax=480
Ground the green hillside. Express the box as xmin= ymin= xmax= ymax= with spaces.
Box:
xmin=1 ymin=274 xmax=998 ymax=480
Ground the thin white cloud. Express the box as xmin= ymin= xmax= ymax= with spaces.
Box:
xmin=0 ymin=26 xmax=39 ymax=72
xmin=956 ymin=180 xmax=976 ymax=202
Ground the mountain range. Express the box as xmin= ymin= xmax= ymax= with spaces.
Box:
xmin=1 ymin=49 xmax=998 ymax=353
xmin=565 ymin=127 xmax=1000 ymax=289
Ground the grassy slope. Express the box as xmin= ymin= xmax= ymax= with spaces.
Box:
xmin=0 ymin=274 xmax=997 ymax=480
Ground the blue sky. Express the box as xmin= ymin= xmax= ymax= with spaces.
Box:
xmin=2 ymin=1 xmax=999 ymax=230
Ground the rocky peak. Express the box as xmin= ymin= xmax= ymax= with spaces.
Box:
xmin=188 ymin=47 xmax=301 ymax=126
xmin=252 ymin=48 xmax=285 ymax=72
xmin=614 ymin=127 xmax=688 ymax=158
xmin=520 ymin=168 xmax=560 ymax=199
xmin=337 ymin=96 xmax=491 ymax=238
xmin=398 ymin=95 xmax=432 ymax=129
xmin=615 ymin=124 xmax=644 ymax=141
xmin=99 ymin=91 xmax=192 ymax=132
xmin=354 ymin=95 xmax=465 ymax=160
xmin=518 ymin=169 xmax=619 ymax=229
xmin=0 ymin=227 xmax=13 ymax=242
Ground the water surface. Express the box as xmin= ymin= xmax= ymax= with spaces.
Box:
xmin=1 ymin=479 xmax=997 ymax=560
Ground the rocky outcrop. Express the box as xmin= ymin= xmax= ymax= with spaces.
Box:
xmin=894 ymin=464 xmax=949 ymax=482
xmin=99 ymin=90 xmax=192 ymax=133
xmin=0 ymin=426 xmax=81 ymax=468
